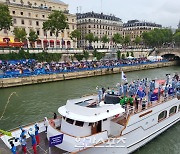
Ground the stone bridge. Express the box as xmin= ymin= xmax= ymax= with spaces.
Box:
xmin=154 ymin=48 xmax=180 ymax=57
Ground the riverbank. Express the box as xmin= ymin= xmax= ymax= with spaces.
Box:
xmin=0 ymin=61 xmax=178 ymax=88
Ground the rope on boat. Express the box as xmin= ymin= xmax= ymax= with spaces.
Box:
xmin=0 ymin=92 xmax=18 ymax=121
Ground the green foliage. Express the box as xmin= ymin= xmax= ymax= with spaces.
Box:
xmin=96 ymin=52 xmax=105 ymax=61
xmin=117 ymin=50 xmax=121 ymax=60
xmin=173 ymin=32 xmax=180 ymax=47
xmin=112 ymin=33 xmax=123 ymax=46
xmin=28 ymin=29 xmax=38 ymax=47
xmin=101 ymin=35 xmax=109 ymax=48
xmin=74 ymin=53 xmax=84 ymax=61
xmin=70 ymin=29 xmax=81 ymax=42
xmin=13 ymin=28 xmax=27 ymax=42
xmin=43 ymin=10 xmax=69 ymax=38
xmin=83 ymin=50 xmax=89 ymax=61
xmin=142 ymin=28 xmax=173 ymax=47
xmin=134 ymin=36 xmax=142 ymax=45
xmin=121 ymin=53 xmax=125 ymax=59
xmin=0 ymin=4 xmax=12 ymax=31
xmin=85 ymin=33 xmax=94 ymax=43
xmin=92 ymin=49 xmax=105 ymax=60
xmin=94 ymin=36 xmax=99 ymax=42
xmin=28 ymin=29 xmax=38 ymax=43
xmin=0 ymin=50 xmax=62 ymax=62
xmin=131 ymin=52 xmax=134 ymax=57
xmin=123 ymin=35 xmax=131 ymax=46
xmin=126 ymin=52 xmax=129 ymax=57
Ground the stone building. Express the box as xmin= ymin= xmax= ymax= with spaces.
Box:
xmin=76 ymin=12 xmax=123 ymax=49
xmin=123 ymin=20 xmax=162 ymax=41
xmin=0 ymin=0 xmax=77 ymax=49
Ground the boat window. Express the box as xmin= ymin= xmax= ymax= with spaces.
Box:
xmin=103 ymin=118 xmax=107 ymax=121
xmin=66 ymin=118 xmax=74 ymax=124
xmin=179 ymin=105 xmax=180 ymax=112
xmin=75 ymin=121 xmax=84 ymax=127
xmin=158 ymin=111 xmax=167 ymax=122
xmin=63 ymin=116 xmax=66 ymax=120
xmin=169 ymin=106 xmax=177 ymax=116
xmin=88 ymin=123 xmax=94 ymax=126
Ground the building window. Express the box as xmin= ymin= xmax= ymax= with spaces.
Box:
xmin=28 ymin=13 xmax=31 ymax=17
xmin=20 ymin=12 xmax=23 ymax=15
xmin=158 ymin=111 xmax=167 ymax=122
xmin=21 ymin=19 xmax=24 ymax=25
xmin=50 ymin=32 xmax=53 ymax=36
xmin=37 ymin=30 xmax=40 ymax=35
xmin=4 ymin=29 xmax=7 ymax=34
xmin=36 ymin=21 xmax=39 ymax=26
xmin=169 ymin=106 xmax=177 ymax=116
xmin=12 ymin=11 xmax=15 ymax=14
xmin=72 ymin=19 xmax=74 ymax=22
xmin=13 ymin=18 xmax=17 ymax=24
xmin=29 ymin=20 xmax=32 ymax=25
xmin=42 ymin=14 xmax=45 ymax=18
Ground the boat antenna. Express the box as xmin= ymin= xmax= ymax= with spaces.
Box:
xmin=0 ymin=92 xmax=18 ymax=121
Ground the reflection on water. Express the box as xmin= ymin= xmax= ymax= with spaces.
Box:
xmin=0 ymin=66 xmax=180 ymax=153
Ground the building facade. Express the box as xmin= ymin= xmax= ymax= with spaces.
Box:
xmin=77 ymin=12 xmax=123 ymax=49
xmin=123 ymin=20 xmax=162 ymax=41
xmin=0 ymin=0 xmax=77 ymax=49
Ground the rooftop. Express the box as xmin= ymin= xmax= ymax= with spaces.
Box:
xmin=77 ymin=12 xmax=122 ymax=22
xmin=58 ymin=95 xmax=125 ymax=123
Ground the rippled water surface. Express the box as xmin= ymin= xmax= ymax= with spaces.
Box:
xmin=0 ymin=66 xmax=180 ymax=153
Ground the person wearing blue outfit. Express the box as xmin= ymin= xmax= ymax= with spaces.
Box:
xmin=10 ymin=141 xmax=17 ymax=154
xmin=164 ymin=84 xmax=168 ymax=97
xmin=35 ymin=123 xmax=40 ymax=145
xmin=123 ymin=84 xmax=128 ymax=96
xmin=19 ymin=126 xmax=26 ymax=139
xmin=28 ymin=130 xmax=37 ymax=154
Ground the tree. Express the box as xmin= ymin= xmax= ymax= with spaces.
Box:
xmin=173 ymin=32 xmax=180 ymax=47
xmin=121 ymin=53 xmax=125 ymax=59
xmin=83 ymin=50 xmax=90 ymax=61
xmin=117 ymin=50 xmax=121 ymax=60
xmin=131 ymin=52 xmax=134 ymax=57
xmin=70 ymin=29 xmax=81 ymax=48
xmin=123 ymin=35 xmax=131 ymax=47
xmin=126 ymin=52 xmax=129 ymax=57
xmin=43 ymin=10 xmax=69 ymax=43
xmin=85 ymin=33 xmax=94 ymax=47
xmin=0 ymin=4 xmax=12 ymax=31
xmin=142 ymin=28 xmax=173 ymax=47
xmin=74 ymin=53 xmax=84 ymax=62
xmin=101 ymin=35 xmax=109 ymax=48
xmin=112 ymin=33 xmax=123 ymax=48
xmin=134 ymin=36 xmax=142 ymax=47
xmin=28 ymin=29 xmax=38 ymax=48
xmin=13 ymin=28 xmax=27 ymax=42
xmin=94 ymin=36 xmax=99 ymax=43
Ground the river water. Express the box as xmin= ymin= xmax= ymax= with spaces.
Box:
xmin=0 ymin=66 xmax=180 ymax=153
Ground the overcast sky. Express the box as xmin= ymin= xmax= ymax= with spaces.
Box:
xmin=64 ymin=0 xmax=180 ymax=28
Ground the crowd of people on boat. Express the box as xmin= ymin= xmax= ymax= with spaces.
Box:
xmin=0 ymin=58 xmax=166 ymax=78
xmin=99 ymin=73 xmax=180 ymax=111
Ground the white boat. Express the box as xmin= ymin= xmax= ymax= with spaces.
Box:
xmin=1 ymin=79 xmax=180 ymax=154
xmin=46 ymin=80 xmax=180 ymax=154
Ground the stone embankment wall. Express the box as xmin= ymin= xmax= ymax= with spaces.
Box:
xmin=0 ymin=61 xmax=177 ymax=88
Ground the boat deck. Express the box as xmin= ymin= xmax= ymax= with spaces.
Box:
xmin=0 ymin=132 xmax=68 ymax=154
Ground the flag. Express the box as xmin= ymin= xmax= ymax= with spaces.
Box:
xmin=122 ymin=71 xmax=127 ymax=82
